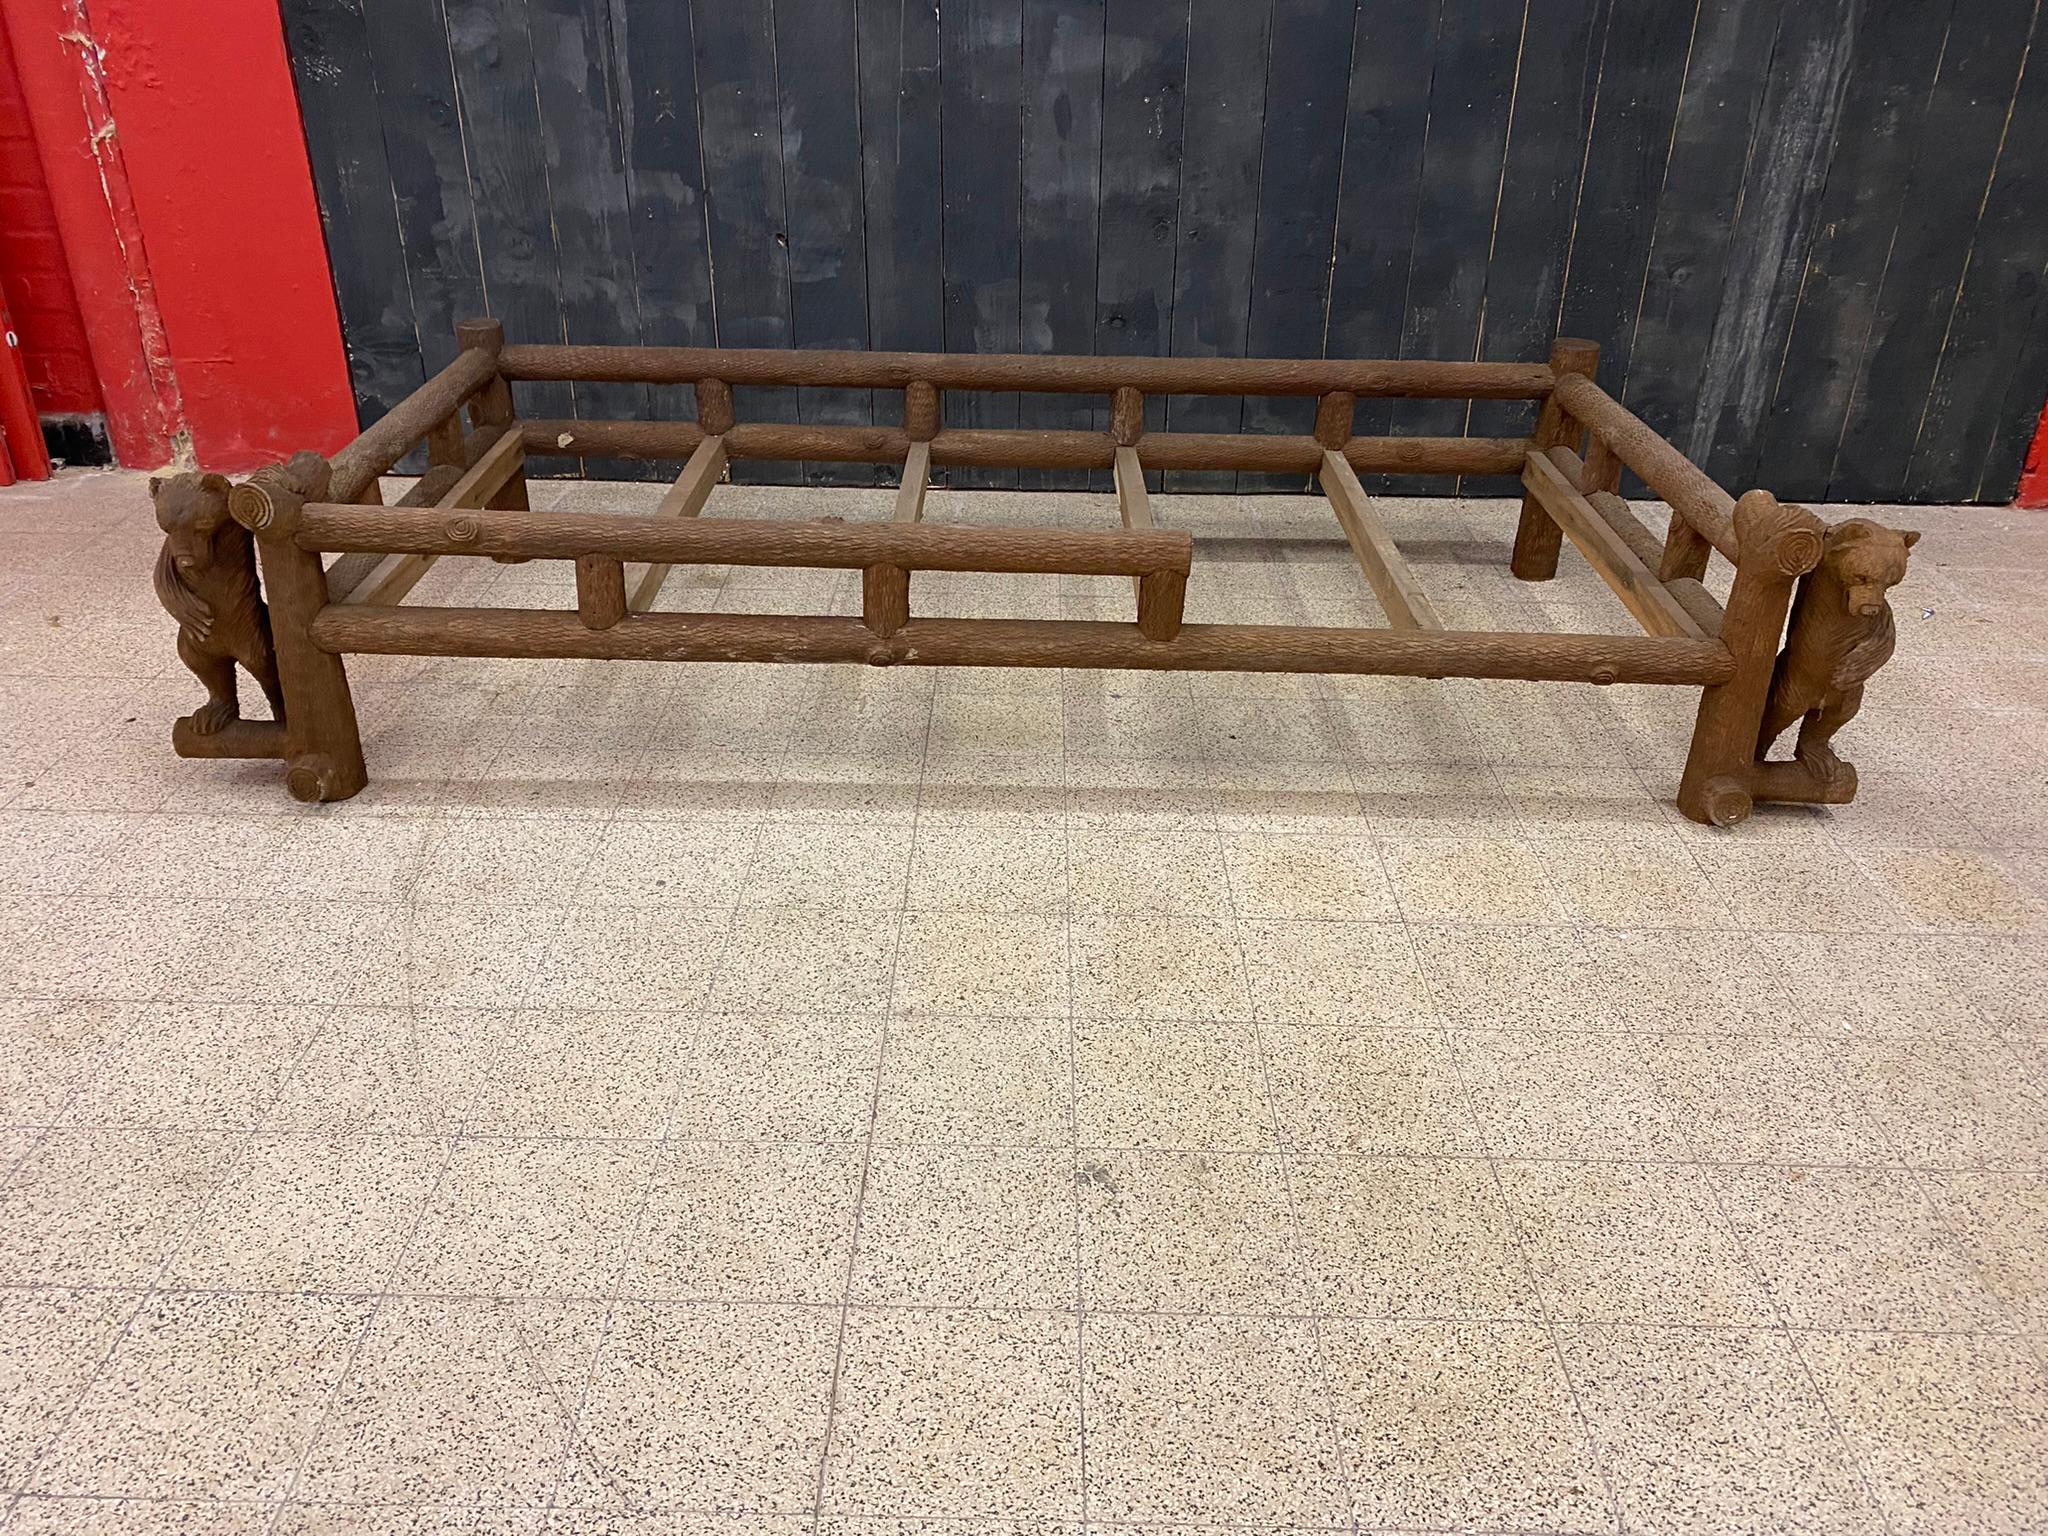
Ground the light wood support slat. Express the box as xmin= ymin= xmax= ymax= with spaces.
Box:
xmin=1114 ymin=444 xmax=1154 ymax=607
xmin=628 ymin=435 xmax=728 ymax=612
xmin=1523 ymin=449 xmax=1707 ymax=641
xmin=576 ymin=556 xmax=627 ymax=630
xmin=437 ymin=427 xmax=525 ymax=512
xmin=893 ymin=441 xmax=930 ymax=524
xmin=1317 ymin=450 xmax=1442 ymax=631
xmin=331 ymin=463 xmax=466 ymax=604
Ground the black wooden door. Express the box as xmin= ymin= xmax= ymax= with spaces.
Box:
xmin=282 ymin=0 xmax=2048 ymax=502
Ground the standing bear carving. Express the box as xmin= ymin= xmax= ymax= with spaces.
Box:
xmin=151 ymin=471 xmax=286 ymax=734
xmin=1756 ymin=518 xmax=1918 ymax=791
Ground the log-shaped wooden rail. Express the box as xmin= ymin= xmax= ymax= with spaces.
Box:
xmin=1549 ymin=372 xmax=1739 ymax=562
xmin=327 ymin=346 xmax=499 ymax=505
xmin=313 ymin=606 xmax=1734 ymax=686
xmin=295 ymin=502 xmax=1194 ymax=580
xmin=519 ymin=419 xmax=1528 ymax=476
xmin=332 ymin=427 xmax=526 ymax=609
xmin=499 ymin=344 xmax=1558 ymax=399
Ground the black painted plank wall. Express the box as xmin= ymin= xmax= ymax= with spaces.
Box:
xmin=283 ymin=0 xmax=2048 ymax=502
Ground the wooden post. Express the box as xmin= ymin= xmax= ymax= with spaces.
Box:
xmin=1659 ymin=512 xmax=1713 ymax=582
xmin=696 ymin=377 xmax=735 ymax=435
xmin=1314 ymin=390 xmax=1355 ymax=448
xmin=904 ymin=380 xmax=940 ymax=441
xmin=1135 ymin=567 xmax=1186 ymax=641
xmin=863 ymin=564 xmax=910 ymax=637
xmin=1676 ymin=490 xmax=1825 ymax=826
xmin=227 ymin=453 xmax=368 ymax=803
xmin=1110 ymin=386 xmax=1145 ymax=447
xmin=454 ymin=318 xmax=528 ymax=510
xmin=1510 ymin=338 xmax=1600 ymax=580
xmin=576 ymin=556 xmax=627 ymax=630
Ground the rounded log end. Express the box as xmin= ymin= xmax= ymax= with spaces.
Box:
xmin=285 ymin=753 xmax=358 ymax=804
xmin=1700 ymin=775 xmax=1754 ymax=828
xmin=1733 ymin=489 xmax=1824 ymax=576
xmin=227 ymin=480 xmax=282 ymax=534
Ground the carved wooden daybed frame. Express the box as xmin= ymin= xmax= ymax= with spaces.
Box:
xmin=154 ymin=320 xmax=1916 ymax=826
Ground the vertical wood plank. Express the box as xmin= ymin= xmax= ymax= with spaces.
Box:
xmin=1462 ymin=0 xmax=1605 ymax=495
xmin=610 ymin=0 xmax=718 ymax=474
xmin=1621 ymin=0 xmax=1782 ymax=492
xmin=529 ymin=0 xmax=655 ymax=481
xmin=1019 ymin=0 xmax=1106 ymax=493
xmin=776 ymin=0 xmax=875 ymax=486
xmin=1164 ymin=0 xmax=1274 ymax=492
xmin=1237 ymin=0 xmax=1356 ymax=492
xmin=1828 ymin=0 xmax=2037 ymax=501
xmin=1328 ymin=0 xmax=1443 ymax=492
xmin=1907 ymin=5 xmax=2048 ymax=501
xmin=1094 ymin=0 xmax=1189 ymax=492
xmin=1382 ymin=0 xmax=1528 ymax=495
xmin=856 ymin=0 xmax=944 ymax=452
xmin=694 ymin=0 xmax=799 ymax=484
xmin=444 ymin=0 xmax=579 ymax=474
xmin=941 ymin=0 xmax=1025 ymax=490
xmin=277 ymin=0 xmax=424 ymax=431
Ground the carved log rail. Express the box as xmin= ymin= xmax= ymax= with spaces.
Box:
xmin=173 ymin=322 xmax=1915 ymax=824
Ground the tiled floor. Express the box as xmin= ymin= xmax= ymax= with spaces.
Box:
xmin=0 ymin=465 xmax=2045 ymax=1534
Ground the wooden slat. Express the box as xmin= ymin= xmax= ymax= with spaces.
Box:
xmin=330 ymin=462 xmax=466 ymax=605
xmin=1114 ymin=444 xmax=1154 ymax=606
xmin=1316 ymin=450 xmax=1441 ymax=631
xmin=892 ymin=440 xmax=930 ymax=524
xmin=1521 ymin=449 xmax=1707 ymax=642
xmin=628 ymin=435 xmax=728 ymax=613
xmin=435 ymin=426 xmax=525 ymax=512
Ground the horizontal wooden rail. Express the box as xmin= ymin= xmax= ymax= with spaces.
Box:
xmin=1550 ymin=373 xmax=1738 ymax=562
xmin=328 ymin=346 xmax=499 ymax=505
xmin=294 ymin=503 xmax=1192 ymax=578
xmin=521 ymin=418 xmax=1527 ymax=475
xmin=500 ymin=344 xmax=1557 ymax=399
xmin=311 ymin=606 xmax=1733 ymax=685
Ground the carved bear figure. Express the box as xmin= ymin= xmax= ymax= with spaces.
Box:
xmin=151 ymin=471 xmax=285 ymax=734
xmin=1756 ymin=518 xmax=1918 ymax=786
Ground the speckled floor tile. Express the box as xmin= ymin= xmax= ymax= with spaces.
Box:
xmin=1238 ymin=920 xmax=1432 ymax=1027
xmin=1926 ymin=1171 xmax=2048 ymax=1331
xmin=1069 ymin=914 xmax=1249 ymax=1020
xmin=1578 ymin=927 xmax=1801 ymax=1033
xmin=872 ymin=1014 xmax=1072 ymax=1146
xmin=1800 ymin=1330 xmax=2048 ymax=1536
xmin=1290 ymin=1154 xmax=1536 ymax=1320
xmin=28 ymin=1293 xmax=370 ymax=1500
xmin=893 ymin=909 xmax=1070 ymax=1014
xmin=1260 ymin=1026 xmax=1479 ymax=1155
xmin=1219 ymin=833 xmax=1397 ymax=921
xmin=821 ymin=1307 xmax=1081 ymax=1519
xmin=1715 ymin=1166 xmax=2007 ymax=1329
xmin=64 ymin=1000 xmax=326 ymax=1131
xmin=1536 ymin=834 xmax=1728 ymax=927
xmin=1695 ymin=845 xmax=1908 ymax=932
xmin=1066 ymin=829 xmax=1232 ymax=916
xmin=850 ymin=1146 xmax=1075 ymax=1307
xmin=904 ymin=823 xmax=1068 ymax=913
xmin=1636 ymin=1035 xmax=1897 ymax=1165
xmin=260 ymin=1006 xmax=515 ymax=1135
xmin=1559 ymin=1324 xmax=1881 ymax=1535
xmin=1412 ymin=924 xmax=1619 ymax=1030
xmin=558 ymin=1300 xmax=838 ymax=1513
xmin=294 ymin=1297 xmax=601 ymax=1506
xmin=1454 ymin=1030 xmax=1694 ymax=1160
xmin=395 ymin=1138 xmax=655 ymax=1298
xmin=1855 ymin=846 xmax=2048 ymax=932
xmin=0 ymin=1130 xmax=241 ymax=1286
xmin=1077 ymin=1149 xmax=1308 ymax=1313
xmin=0 ymin=999 xmax=120 ymax=1125
xmin=524 ymin=907 xmax=729 ymax=1012
xmin=164 ymin=1132 xmax=443 ymax=1292
xmin=578 ymin=819 xmax=759 ymax=907
xmin=741 ymin=821 xmax=916 ymax=909
xmin=668 ymin=1012 xmax=884 ymax=1141
xmin=1380 ymin=836 xmax=1567 ymax=922
xmin=1322 ymin=1319 xmax=1612 ymax=1532
xmin=710 ymin=908 xmax=894 ymax=1013
xmin=1073 ymin=1018 xmax=1276 ymax=1150
xmin=2 ymin=1496 xmax=284 ymax=1533
xmin=1499 ymin=1160 xmax=1776 ymax=1324
xmin=0 ymin=1288 xmax=139 ymax=1486
xmin=1839 ymin=1038 xmax=2048 ymax=1168
xmin=463 ymin=1008 xmax=682 ymax=1138
xmin=1752 ymin=932 xmax=1992 ymax=1036
xmin=1082 ymin=1313 xmax=1349 ymax=1526
xmin=620 ymin=1139 xmax=859 ymax=1303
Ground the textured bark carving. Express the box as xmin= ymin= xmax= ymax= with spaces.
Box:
xmin=1757 ymin=518 xmax=1919 ymax=790
xmin=151 ymin=471 xmax=284 ymax=734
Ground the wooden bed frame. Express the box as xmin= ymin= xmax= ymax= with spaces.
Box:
xmin=153 ymin=321 xmax=1917 ymax=826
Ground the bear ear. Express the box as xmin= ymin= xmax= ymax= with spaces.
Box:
xmin=1901 ymin=529 xmax=1921 ymax=549
xmin=147 ymin=476 xmax=163 ymax=496
xmin=199 ymin=472 xmax=232 ymax=494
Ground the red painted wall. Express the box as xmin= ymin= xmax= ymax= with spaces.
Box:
xmin=0 ymin=16 xmax=102 ymax=420
xmin=2021 ymin=406 xmax=2048 ymax=509
xmin=0 ymin=0 xmax=356 ymax=470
